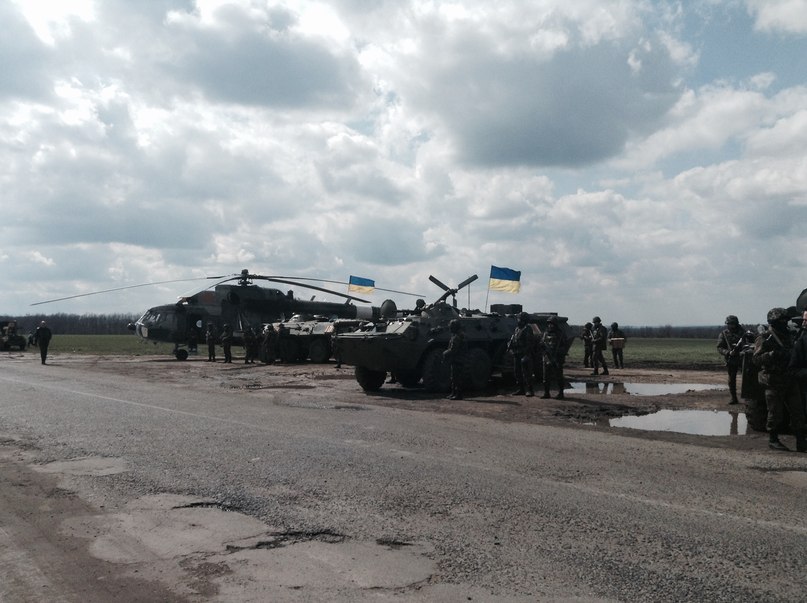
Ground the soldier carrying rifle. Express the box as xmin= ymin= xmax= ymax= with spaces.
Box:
xmin=540 ymin=316 xmax=568 ymax=400
xmin=717 ymin=314 xmax=745 ymax=405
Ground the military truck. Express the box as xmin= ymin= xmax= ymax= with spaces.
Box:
xmin=333 ymin=274 xmax=573 ymax=393
xmin=1 ymin=320 xmax=27 ymax=351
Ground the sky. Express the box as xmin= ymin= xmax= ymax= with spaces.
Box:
xmin=2 ymin=0 xmax=807 ymax=327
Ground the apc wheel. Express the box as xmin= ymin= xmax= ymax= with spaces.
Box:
xmin=308 ymin=338 xmax=331 ymax=363
xmin=463 ymin=348 xmax=492 ymax=392
xmin=396 ymin=369 xmax=421 ymax=388
xmin=421 ymin=348 xmax=451 ymax=393
xmin=175 ymin=349 xmax=189 ymax=361
xmin=355 ymin=366 xmax=386 ymax=391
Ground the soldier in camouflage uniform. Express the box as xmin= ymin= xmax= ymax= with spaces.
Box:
xmin=443 ymin=319 xmax=466 ymax=400
xmin=581 ymin=322 xmax=593 ymax=368
xmin=608 ymin=322 xmax=626 ymax=369
xmin=508 ymin=312 xmax=535 ymax=396
xmin=541 ymin=315 xmax=568 ymax=399
xmin=205 ymin=322 xmax=217 ymax=362
xmin=717 ymin=315 xmax=744 ymax=405
xmin=590 ymin=317 xmax=609 ymax=376
xmin=753 ymin=307 xmax=806 ymax=452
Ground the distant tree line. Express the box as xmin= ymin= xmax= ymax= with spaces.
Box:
xmin=1 ymin=313 xmax=139 ymax=335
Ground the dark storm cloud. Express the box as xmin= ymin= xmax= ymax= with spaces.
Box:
xmin=163 ymin=4 xmax=365 ymax=109
xmin=410 ymin=27 xmax=683 ymax=168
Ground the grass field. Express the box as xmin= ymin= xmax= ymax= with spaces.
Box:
xmin=46 ymin=334 xmax=176 ymax=356
xmin=31 ymin=334 xmax=724 ymax=368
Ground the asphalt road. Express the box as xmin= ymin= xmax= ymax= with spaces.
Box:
xmin=1 ymin=354 xmax=807 ymax=602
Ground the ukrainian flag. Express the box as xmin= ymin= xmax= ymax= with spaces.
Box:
xmin=348 ymin=275 xmax=375 ymax=294
xmin=488 ymin=266 xmax=521 ymax=293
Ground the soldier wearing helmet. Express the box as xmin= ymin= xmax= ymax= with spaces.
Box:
xmin=608 ymin=321 xmax=626 ymax=369
xmin=580 ymin=322 xmax=593 ymax=368
xmin=753 ymin=307 xmax=806 ymax=452
xmin=205 ymin=322 xmax=217 ymax=362
xmin=221 ymin=323 xmax=233 ymax=363
xmin=717 ymin=315 xmax=745 ymax=405
xmin=590 ymin=317 xmax=609 ymax=376
xmin=507 ymin=312 xmax=536 ymax=396
xmin=443 ymin=319 xmax=466 ymax=400
xmin=540 ymin=315 xmax=568 ymax=399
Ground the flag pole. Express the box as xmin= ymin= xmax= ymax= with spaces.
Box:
xmin=484 ymin=283 xmax=490 ymax=313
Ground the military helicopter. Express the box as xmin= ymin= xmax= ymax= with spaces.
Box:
xmin=34 ymin=269 xmax=407 ymax=360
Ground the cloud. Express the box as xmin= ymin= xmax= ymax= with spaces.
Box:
xmin=747 ymin=0 xmax=807 ymax=35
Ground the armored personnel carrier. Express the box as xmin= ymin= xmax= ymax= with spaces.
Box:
xmin=333 ymin=275 xmax=573 ymax=393
xmin=267 ymin=315 xmax=367 ymax=363
xmin=1 ymin=320 xmax=27 ymax=351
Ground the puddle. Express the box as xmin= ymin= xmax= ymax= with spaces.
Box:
xmin=568 ymin=382 xmax=725 ymax=396
xmin=609 ymin=410 xmax=747 ymax=436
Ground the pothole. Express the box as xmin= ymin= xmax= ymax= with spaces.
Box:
xmin=568 ymin=382 xmax=725 ymax=396
xmin=609 ymin=409 xmax=748 ymax=435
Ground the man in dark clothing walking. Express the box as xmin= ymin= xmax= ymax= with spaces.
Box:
xmin=33 ymin=321 xmax=52 ymax=364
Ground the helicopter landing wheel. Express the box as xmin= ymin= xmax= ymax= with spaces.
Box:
xmin=175 ymin=349 xmax=189 ymax=361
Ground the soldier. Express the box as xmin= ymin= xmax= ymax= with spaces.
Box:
xmin=507 ymin=312 xmax=535 ymax=396
xmin=753 ymin=307 xmax=806 ymax=452
xmin=243 ymin=326 xmax=258 ymax=364
xmin=541 ymin=315 xmax=568 ymax=399
xmin=608 ymin=322 xmax=626 ymax=369
xmin=581 ymin=322 xmax=593 ymax=368
xmin=261 ymin=324 xmax=277 ymax=364
xmin=590 ymin=316 xmax=609 ymax=376
xmin=33 ymin=321 xmax=53 ymax=365
xmin=717 ymin=315 xmax=744 ymax=405
xmin=221 ymin=324 xmax=233 ymax=363
xmin=790 ymin=312 xmax=807 ymax=416
xmin=205 ymin=322 xmax=217 ymax=362
xmin=443 ymin=319 xmax=466 ymax=400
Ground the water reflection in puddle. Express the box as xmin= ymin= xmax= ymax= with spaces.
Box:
xmin=568 ymin=382 xmax=725 ymax=396
xmin=609 ymin=410 xmax=747 ymax=436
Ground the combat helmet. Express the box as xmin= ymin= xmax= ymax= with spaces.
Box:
xmin=449 ymin=319 xmax=461 ymax=333
xmin=725 ymin=315 xmax=739 ymax=326
xmin=517 ymin=311 xmax=529 ymax=325
xmin=766 ymin=307 xmax=788 ymax=325
xmin=592 ymin=316 xmax=601 ymax=324
xmin=611 ymin=322 xmax=619 ymax=329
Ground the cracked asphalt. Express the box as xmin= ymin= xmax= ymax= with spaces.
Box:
xmin=1 ymin=352 xmax=807 ymax=601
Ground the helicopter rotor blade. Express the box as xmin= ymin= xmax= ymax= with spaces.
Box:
xmin=429 ymin=275 xmax=450 ymax=291
xmin=456 ymin=274 xmax=479 ymax=291
xmin=246 ymin=276 xmax=371 ymax=304
xmin=31 ymin=277 xmax=213 ymax=306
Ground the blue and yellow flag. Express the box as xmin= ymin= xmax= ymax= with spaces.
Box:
xmin=488 ymin=266 xmax=521 ymax=293
xmin=348 ymin=275 xmax=375 ymax=294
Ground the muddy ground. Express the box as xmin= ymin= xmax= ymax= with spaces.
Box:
xmin=72 ymin=353 xmax=769 ymax=452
